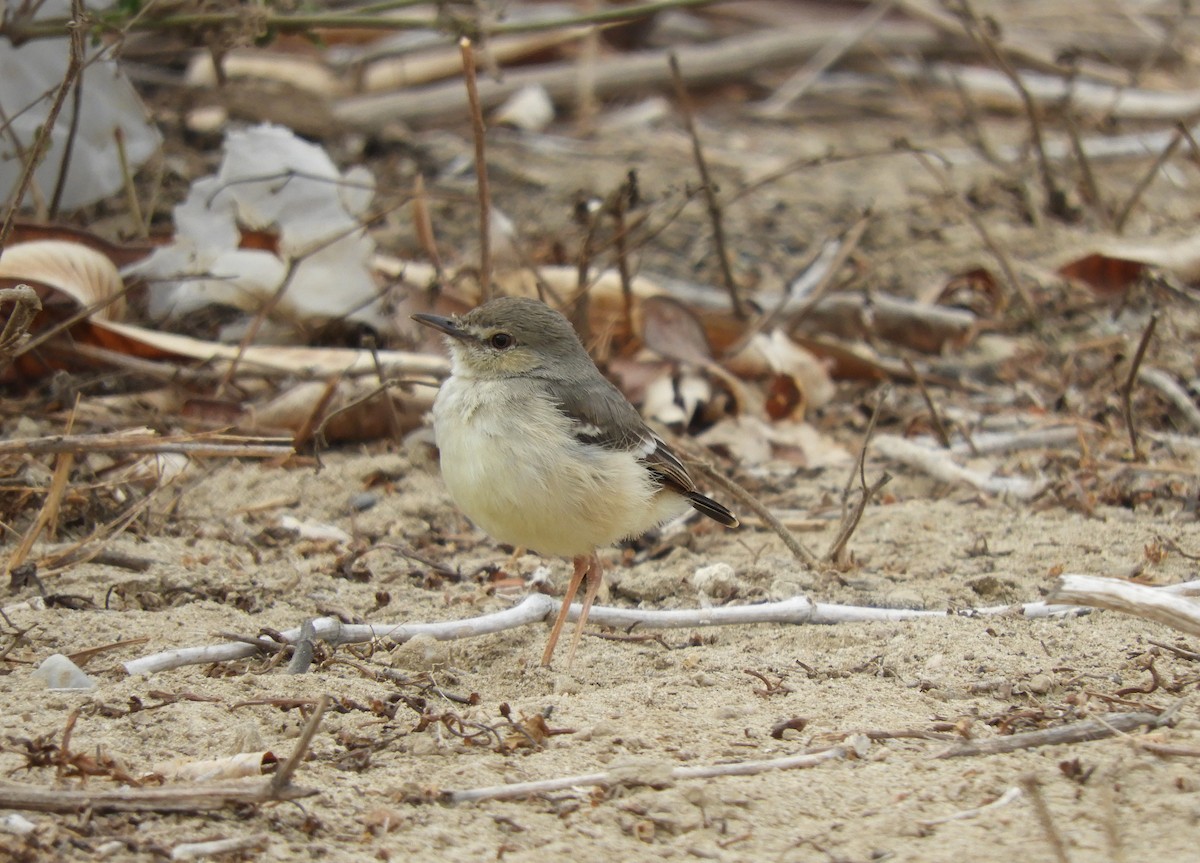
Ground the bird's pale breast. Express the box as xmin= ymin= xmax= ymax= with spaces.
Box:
xmin=432 ymin=375 xmax=688 ymax=557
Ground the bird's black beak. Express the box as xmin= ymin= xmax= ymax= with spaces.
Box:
xmin=412 ymin=312 xmax=471 ymax=342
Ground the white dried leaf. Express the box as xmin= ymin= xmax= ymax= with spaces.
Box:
xmin=0 ymin=241 xmax=124 ymax=320
xmin=493 ymin=84 xmax=555 ymax=132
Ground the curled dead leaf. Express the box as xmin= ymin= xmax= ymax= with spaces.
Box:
xmin=152 ymin=751 xmax=276 ymax=782
xmin=1058 ymin=253 xmax=1145 ymax=296
xmin=725 ymin=330 xmax=835 ymax=418
xmin=640 ymin=295 xmax=713 ymax=365
xmin=0 ymin=240 xmax=126 ymax=321
xmin=936 ymin=267 xmax=1004 ymax=318
xmin=1058 ymin=235 xmax=1200 ymax=296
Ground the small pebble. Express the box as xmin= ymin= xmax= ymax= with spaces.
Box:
xmin=32 ymin=654 xmax=94 ymax=690
xmin=348 ymin=492 xmax=378 ymax=512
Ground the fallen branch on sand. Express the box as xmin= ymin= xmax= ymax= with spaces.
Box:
xmin=1050 ymin=575 xmax=1200 ymax=637
xmin=443 ymin=745 xmax=849 ymax=804
xmin=121 ymin=592 xmax=1084 ymax=675
xmin=0 ymin=696 xmax=328 ymax=813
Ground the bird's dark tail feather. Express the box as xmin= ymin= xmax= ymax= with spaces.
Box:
xmin=687 ymin=492 xmax=739 ymax=528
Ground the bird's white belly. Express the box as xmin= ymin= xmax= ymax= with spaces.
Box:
xmin=431 ymin=377 xmax=686 ymax=556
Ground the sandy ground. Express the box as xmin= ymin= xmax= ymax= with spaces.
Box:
xmin=3 ymin=440 xmax=1198 ymax=862
xmin=5 ymin=5 xmax=1200 ymax=860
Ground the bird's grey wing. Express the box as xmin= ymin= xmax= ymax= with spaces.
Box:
xmin=545 ymin=376 xmax=739 ymax=527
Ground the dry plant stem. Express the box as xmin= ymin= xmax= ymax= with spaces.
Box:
xmin=669 ymin=52 xmax=745 ymax=319
xmin=0 ymin=780 xmax=317 ymax=814
xmin=1136 ymin=741 xmax=1200 ymax=758
xmin=336 ymin=21 xmax=939 ymax=128
xmin=0 ymin=285 xmax=41 ymax=372
xmin=123 ymin=594 xmax=562 ymax=675
xmin=952 ymin=0 xmax=1067 ymax=219
xmin=271 ymin=693 xmax=328 ymax=793
xmin=782 ymin=214 xmax=870 ymax=333
xmin=57 ymin=707 xmax=80 ymax=783
xmin=608 ymin=179 xmax=635 ymax=333
xmin=949 ymin=425 xmax=1079 ymax=456
xmin=903 ymin=358 xmax=952 ymax=448
xmin=411 ymin=173 xmax=444 ymax=279
xmin=1138 ymin=367 xmax=1200 ymax=431
xmin=874 ymin=434 xmax=1045 ymax=499
xmin=1114 ymin=127 xmax=1185 ymax=233
xmin=3 ymin=0 xmax=726 ymax=42
xmin=1063 ymin=109 xmax=1109 ymax=226
xmin=5 ymin=450 xmax=73 ymax=578
xmin=1122 ymin=313 xmax=1159 ymax=461
xmin=113 ymin=128 xmax=146 ymax=238
xmin=1050 ymin=573 xmax=1200 ymax=637
xmin=37 ymin=493 xmax=156 ymax=577
xmin=825 ymin=473 xmax=891 ymax=565
xmin=368 ymin=343 xmax=405 ymax=439
xmin=757 ymin=0 xmax=897 ymax=116
xmin=47 ymin=1 xmax=86 ymax=219
xmin=910 ymin=148 xmax=1034 ymax=316
xmin=1020 ymin=775 xmax=1072 ymax=863
xmin=217 ymin=257 xmax=303 ymax=397
xmin=894 ymin=0 xmax=1075 ymax=78
xmin=293 ymin=376 xmax=343 ymax=450
xmin=286 ymin=619 xmax=317 ymax=674
xmin=1180 ymin=121 xmax=1200 ymax=165
xmin=460 ymin=37 xmax=493 ymax=303
xmin=0 ymin=430 xmax=292 ymax=459
xmin=827 ymin=385 xmax=889 ymax=563
xmin=0 ymin=15 xmax=84 ymax=252
xmin=12 ymin=280 xmax=136 ymax=360
xmin=446 ymin=745 xmax=847 ymax=804
xmin=171 ymin=836 xmax=270 ymax=861
xmin=575 ymin=8 xmax=599 ymax=131
xmin=918 ymin=787 xmax=1023 ymax=827
xmin=687 ymin=460 xmax=817 ymax=566
xmin=938 ymin=708 xmax=1175 ymax=758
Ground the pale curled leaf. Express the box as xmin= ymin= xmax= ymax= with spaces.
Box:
xmin=493 ymin=83 xmax=555 ymax=131
xmin=93 ymin=319 xmax=449 ymax=379
xmin=640 ymin=295 xmax=713 ymax=365
xmin=0 ymin=241 xmax=125 ymax=321
xmin=152 ymin=752 xmax=277 ymax=783
xmin=1058 ymin=235 xmax=1200 ymax=295
xmin=725 ymin=330 xmax=835 ymax=416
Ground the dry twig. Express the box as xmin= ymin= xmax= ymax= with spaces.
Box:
xmin=1050 ymin=574 xmax=1200 ymax=637
xmin=1114 ymin=127 xmax=1186 ymax=233
xmin=937 ymin=707 xmax=1178 ymax=758
xmin=687 ymin=460 xmax=817 ymax=566
xmin=460 ymin=37 xmax=493 ymax=303
xmin=0 ymin=3 xmax=84 ymax=250
xmin=668 ymin=52 xmax=744 ymax=318
xmin=826 ymin=385 xmax=890 ymax=564
xmin=444 ymin=745 xmax=847 ymax=803
xmin=1020 ymin=775 xmax=1072 ymax=863
xmin=1122 ymin=313 xmax=1159 ymax=460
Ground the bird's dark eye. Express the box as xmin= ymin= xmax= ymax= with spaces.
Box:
xmin=489 ymin=332 xmax=514 ymax=350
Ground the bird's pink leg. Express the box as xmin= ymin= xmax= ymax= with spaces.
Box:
xmin=565 ymin=552 xmax=603 ymax=666
xmin=541 ymin=554 xmax=590 ymax=667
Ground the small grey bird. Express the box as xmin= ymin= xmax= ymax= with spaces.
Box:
xmin=413 ymin=296 xmax=737 ymax=666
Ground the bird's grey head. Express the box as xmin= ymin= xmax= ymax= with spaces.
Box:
xmin=413 ymin=296 xmax=590 ymax=380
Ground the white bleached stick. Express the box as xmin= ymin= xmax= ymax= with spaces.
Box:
xmin=123 ymin=594 xmax=560 ymax=675
xmin=873 ymin=434 xmax=1046 ymax=499
xmin=1050 ymin=575 xmax=1200 ymax=637
xmin=123 ymin=592 xmax=1083 ymax=675
xmin=445 ymin=745 xmax=848 ymax=804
